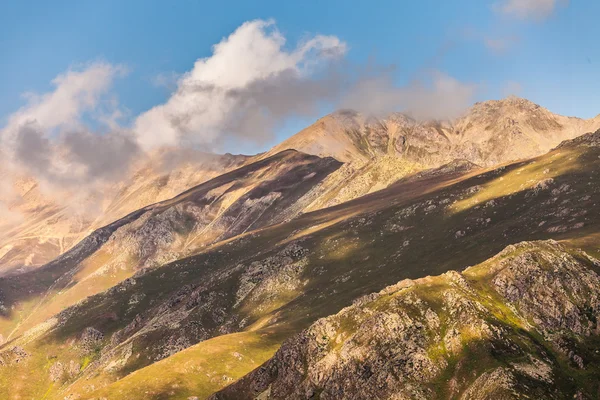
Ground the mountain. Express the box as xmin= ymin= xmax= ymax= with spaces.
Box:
xmin=2 ymin=125 xmax=600 ymax=399
xmin=3 ymin=97 xmax=597 ymax=276
xmin=214 ymin=240 xmax=600 ymax=399
xmin=263 ymin=97 xmax=600 ymax=211
xmin=0 ymin=150 xmax=341 ymax=344
xmin=268 ymin=97 xmax=600 ymax=167
xmin=0 ymin=150 xmax=250 ymax=276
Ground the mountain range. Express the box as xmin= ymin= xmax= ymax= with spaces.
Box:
xmin=1 ymin=97 xmax=600 ymax=399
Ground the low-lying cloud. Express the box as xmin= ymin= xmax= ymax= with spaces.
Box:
xmin=339 ymin=69 xmax=478 ymax=121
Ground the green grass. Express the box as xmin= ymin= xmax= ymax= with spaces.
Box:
xmin=2 ymin=144 xmax=600 ymax=399
xmin=80 ymin=330 xmax=282 ymax=400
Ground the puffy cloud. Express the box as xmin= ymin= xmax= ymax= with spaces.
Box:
xmin=134 ymin=19 xmax=347 ymax=150
xmin=134 ymin=18 xmax=477 ymax=149
xmin=4 ymin=62 xmax=125 ymax=135
xmin=495 ymin=0 xmax=568 ymax=21
xmin=0 ymin=62 xmax=137 ymax=187
xmin=10 ymin=122 xmax=140 ymax=185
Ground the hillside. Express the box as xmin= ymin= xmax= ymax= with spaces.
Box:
xmin=3 ymin=98 xmax=597 ymax=277
xmin=214 ymin=240 xmax=600 ymax=399
xmin=0 ymin=150 xmax=250 ymax=276
xmin=0 ymin=150 xmax=341 ymax=344
xmin=1 ymin=129 xmax=599 ymax=399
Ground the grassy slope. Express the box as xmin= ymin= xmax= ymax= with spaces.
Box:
xmin=0 ymin=150 xmax=341 ymax=340
xmin=82 ymin=330 xmax=283 ymax=400
xmin=92 ymin=145 xmax=600 ymax=397
xmin=2 ymin=141 xmax=600 ymax=399
xmin=215 ymin=241 xmax=600 ymax=399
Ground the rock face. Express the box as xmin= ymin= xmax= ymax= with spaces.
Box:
xmin=213 ymin=241 xmax=600 ymax=399
xmin=267 ymin=98 xmax=600 ymax=167
xmin=79 ymin=327 xmax=104 ymax=352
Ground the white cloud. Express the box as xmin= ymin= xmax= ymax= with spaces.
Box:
xmin=0 ymin=62 xmax=136 ymax=186
xmin=4 ymin=62 xmax=125 ymax=136
xmin=496 ymin=0 xmax=568 ymax=20
xmin=134 ymin=19 xmax=347 ymax=150
xmin=0 ymin=18 xmax=480 ymax=195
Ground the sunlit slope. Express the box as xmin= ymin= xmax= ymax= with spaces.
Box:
xmin=215 ymin=240 xmax=600 ymax=399
xmin=0 ymin=150 xmax=249 ymax=276
xmin=3 ymin=130 xmax=599 ymax=399
xmin=0 ymin=150 xmax=341 ymax=343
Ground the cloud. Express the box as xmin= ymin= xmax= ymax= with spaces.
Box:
xmin=10 ymin=122 xmax=140 ymax=186
xmin=1 ymin=18 xmax=479 ymax=197
xmin=0 ymin=62 xmax=137 ymax=187
xmin=339 ymin=70 xmax=479 ymax=121
xmin=134 ymin=19 xmax=477 ymax=149
xmin=5 ymin=62 xmax=125 ymax=134
xmin=134 ymin=19 xmax=347 ymax=150
xmin=495 ymin=0 xmax=568 ymax=21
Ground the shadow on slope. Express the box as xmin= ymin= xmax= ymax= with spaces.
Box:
xmin=4 ymin=132 xmax=600 ymax=399
xmin=0 ymin=150 xmax=342 ymax=340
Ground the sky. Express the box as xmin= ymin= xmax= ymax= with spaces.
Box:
xmin=0 ymin=0 xmax=598 ymax=182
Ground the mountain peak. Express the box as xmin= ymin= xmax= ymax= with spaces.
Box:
xmin=468 ymin=96 xmax=547 ymax=116
xmin=267 ymin=97 xmax=600 ymax=168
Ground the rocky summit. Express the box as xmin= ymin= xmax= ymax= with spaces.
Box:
xmin=2 ymin=102 xmax=600 ymax=400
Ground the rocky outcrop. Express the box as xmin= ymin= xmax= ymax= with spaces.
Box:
xmin=213 ymin=241 xmax=600 ymax=399
xmin=79 ymin=327 xmax=104 ymax=352
xmin=267 ymin=98 xmax=600 ymax=168
xmin=49 ymin=361 xmax=64 ymax=382
xmin=556 ymin=128 xmax=600 ymax=149
xmin=0 ymin=346 xmax=29 ymax=366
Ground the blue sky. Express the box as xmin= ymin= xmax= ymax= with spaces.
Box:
xmin=0 ymin=0 xmax=598 ymax=154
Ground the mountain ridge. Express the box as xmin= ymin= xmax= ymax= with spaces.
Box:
xmin=267 ymin=97 xmax=600 ymax=166
xmin=1 ymin=98 xmax=600 ymax=399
